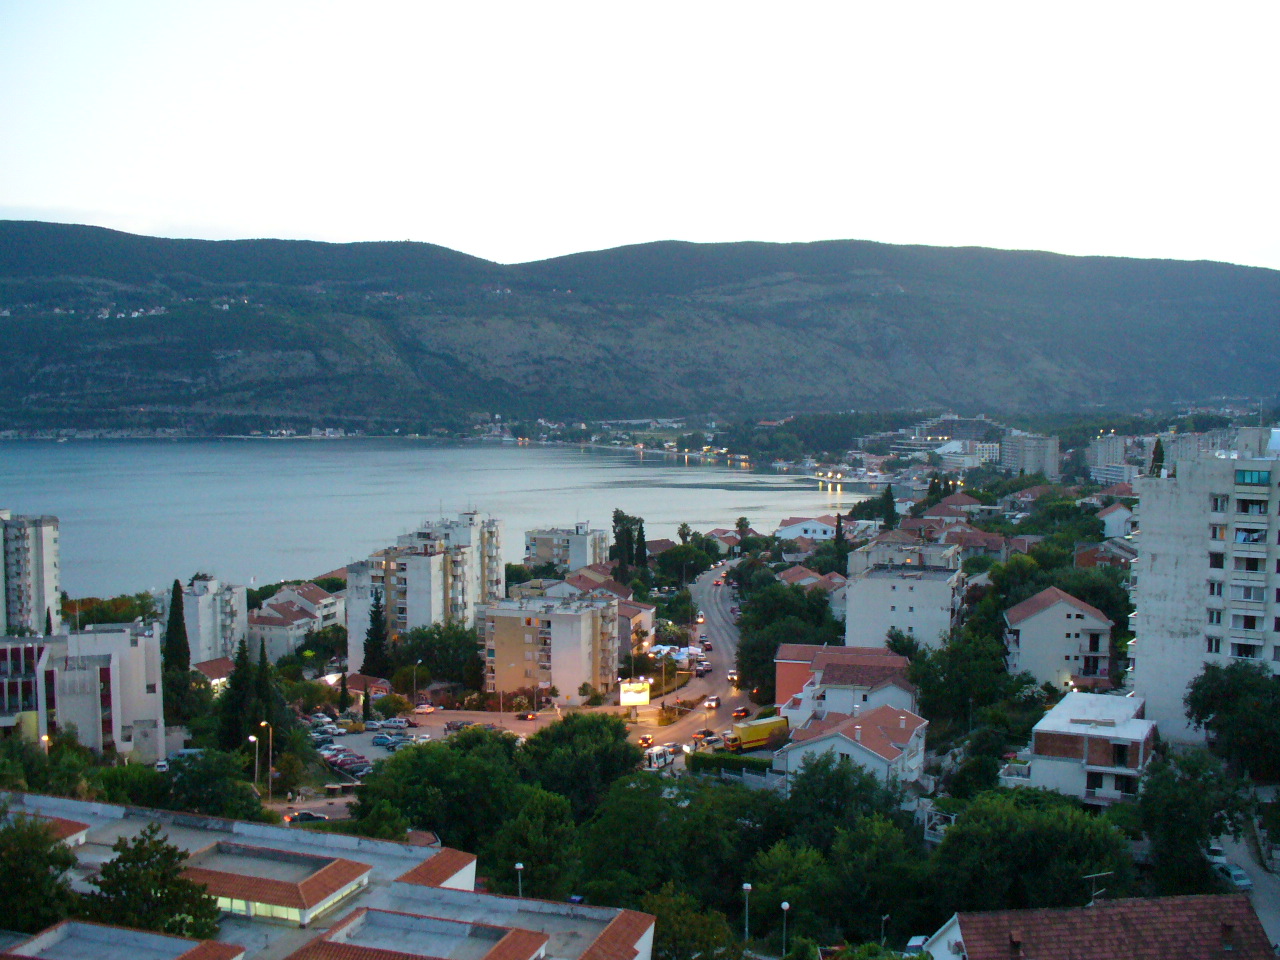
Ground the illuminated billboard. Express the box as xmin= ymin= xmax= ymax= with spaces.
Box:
xmin=619 ymin=680 xmax=651 ymax=706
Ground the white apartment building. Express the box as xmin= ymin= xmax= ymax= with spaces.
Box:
xmin=1003 ymin=586 xmax=1114 ymax=691
xmin=0 ymin=622 xmax=166 ymax=761
xmin=1132 ymin=428 xmax=1280 ymax=741
xmin=164 ymin=576 xmax=248 ymax=665
xmin=482 ymin=595 xmax=619 ymax=705
xmin=2 ymin=510 xmax=61 ymax=635
xmin=844 ymin=541 xmax=963 ymax=648
xmin=347 ymin=513 xmax=503 ymax=672
xmin=523 ymin=522 xmax=608 ymax=573
xmin=1000 ymin=433 xmax=1061 ymax=481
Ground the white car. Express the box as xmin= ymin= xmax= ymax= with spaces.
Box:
xmin=413 ymin=703 xmax=435 ymax=714
xmin=704 ymin=696 xmax=721 ymax=709
xmin=382 ymin=717 xmax=409 ymax=729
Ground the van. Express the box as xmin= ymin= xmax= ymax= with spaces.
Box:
xmin=382 ymin=717 xmax=409 ymax=729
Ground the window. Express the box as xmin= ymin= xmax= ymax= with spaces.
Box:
xmin=1231 ymin=584 xmax=1265 ymax=602
xmin=1235 ymin=527 xmax=1267 ymax=544
xmin=1231 ymin=643 xmax=1260 ymax=659
xmin=1207 ymin=637 xmax=1222 ymax=654
xmin=1208 ymin=581 xmax=1223 ymax=597
xmin=1116 ymin=775 xmax=1138 ymax=795
xmin=1088 ymin=635 xmax=1101 ymax=653
xmin=1231 ymin=614 xmax=1260 ymax=631
xmin=1112 ymin=743 xmax=1129 ymax=767
xmin=1234 ymin=556 xmax=1263 ymax=572
xmin=890 ymin=605 xmax=896 ymax=611
xmin=1237 ymin=498 xmax=1268 ymax=515
xmin=1086 ymin=772 xmax=1104 ymax=791
xmin=1211 ymin=495 xmax=1229 ymax=512
xmin=145 ymin=683 xmax=156 ymax=694
xmin=1210 ymin=525 xmax=1226 ymax=540
xmin=1208 ymin=610 xmax=1222 ymax=625
xmin=1210 ymin=552 xmax=1225 ymax=569
xmin=1235 ymin=469 xmax=1272 ymax=485
xmin=1065 ymin=632 xmax=1073 ymax=639
xmin=908 ymin=606 xmax=915 ymax=612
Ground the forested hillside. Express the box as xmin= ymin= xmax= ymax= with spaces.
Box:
xmin=2 ymin=220 xmax=1278 ymax=432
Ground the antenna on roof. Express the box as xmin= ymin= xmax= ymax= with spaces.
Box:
xmin=1082 ymin=870 xmax=1112 ymax=906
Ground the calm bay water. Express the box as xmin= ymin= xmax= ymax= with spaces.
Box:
xmin=0 ymin=439 xmax=869 ymax=597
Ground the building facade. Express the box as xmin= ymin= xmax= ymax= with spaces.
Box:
xmin=1000 ymin=433 xmax=1061 ymax=480
xmin=844 ymin=541 xmax=963 ymax=648
xmin=0 ymin=622 xmax=166 ymax=761
xmin=173 ymin=576 xmax=248 ymax=665
xmin=248 ymin=582 xmax=344 ymax=662
xmin=523 ymin=522 xmax=608 ymax=572
xmin=482 ymin=595 xmax=619 ymax=705
xmin=347 ymin=513 xmax=503 ymax=672
xmin=2 ymin=510 xmax=61 ymax=635
xmin=774 ymin=704 xmax=928 ymax=786
xmin=1132 ymin=429 xmax=1280 ymax=741
xmin=998 ymin=691 xmax=1155 ymax=806
xmin=1003 ymin=586 xmax=1114 ymax=691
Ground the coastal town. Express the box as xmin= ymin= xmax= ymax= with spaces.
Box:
xmin=3 ymin=411 xmax=1280 ymax=958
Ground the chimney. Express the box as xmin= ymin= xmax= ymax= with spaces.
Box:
xmin=1008 ymin=929 xmax=1023 ymax=958
xmin=900 ymin=715 xmax=906 ymax=729
xmin=854 ymin=725 xmax=862 ymax=742
xmin=853 ymin=703 xmax=860 ymax=717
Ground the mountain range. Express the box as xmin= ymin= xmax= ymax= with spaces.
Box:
xmin=2 ymin=219 xmax=1278 ymax=431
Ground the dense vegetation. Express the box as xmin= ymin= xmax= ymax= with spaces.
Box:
xmin=4 ymin=221 xmax=1280 ymax=431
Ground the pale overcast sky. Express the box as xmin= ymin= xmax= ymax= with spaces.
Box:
xmin=2 ymin=2 xmax=1277 ymax=268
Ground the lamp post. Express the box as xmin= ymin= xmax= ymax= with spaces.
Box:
xmin=781 ymin=901 xmax=790 ymax=956
xmin=880 ymin=914 xmax=890 ymax=946
xmin=39 ymin=734 xmax=49 ymax=754
xmin=248 ymin=734 xmax=259 ymax=786
xmin=414 ymin=659 xmax=422 ymax=705
xmin=515 ymin=862 xmax=524 ymax=898
xmin=259 ymin=721 xmax=273 ymax=802
xmin=742 ymin=882 xmax=752 ymax=943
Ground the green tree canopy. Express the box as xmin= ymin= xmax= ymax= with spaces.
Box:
xmin=519 ymin=713 xmax=642 ymax=821
xmin=86 ymin=822 xmax=220 ymax=938
xmin=481 ymin=786 xmax=579 ymax=900
xmin=164 ymin=580 xmax=190 ymax=673
xmin=362 ymin=589 xmax=391 ymax=679
xmin=1185 ymin=660 xmax=1280 ymax=779
xmin=0 ymin=811 xmax=78 ymax=933
xmin=167 ymin=749 xmax=263 ymax=820
xmin=641 ymin=882 xmax=744 ymax=960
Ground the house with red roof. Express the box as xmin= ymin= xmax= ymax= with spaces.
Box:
xmin=922 ymin=894 xmax=1271 ymax=960
xmin=193 ymin=656 xmax=236 ymax=690
xmin=249 ymin=582 xmax=345 ymax=662
xmin=1097 ymin=501 xmax=1136 ymax=538
xmin=920 ymin=503 xmax=969 ymax=524
xmin=775 ymin=643 xmax=914 ymax=725
xmin=774 ymin=516 xmax=840 ymax=541
xmin=942 ymin=527 xmax=1007 ymax=562
xmin=774 ymin=703 xmax=928 ymax=786
xmin=1004 ymin=586 xmax=1114 ymax=690
xmin=778 ymin=565 xmax=823 ymax=588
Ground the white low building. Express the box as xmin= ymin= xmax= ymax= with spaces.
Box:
xmin=249 ymin=582 xmax=345 ymax=662
xmin=775 ymin=515 xmax=839 ymax=541
xmin=0 ymin=622 xmax=166 ymax=761
xmin=998 ymin=691 xmax=1155 ymax=806
xmin=844 ymin=541 xmax=963 ymax=648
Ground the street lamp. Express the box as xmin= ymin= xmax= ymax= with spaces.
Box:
xmin=781 ymin=902 xmax=790 ymax=956
xmin=39 ymin=734 xmax=49 ymax=754
xmin=742 ymin=882 xmax=752 ymax=942
xmin=259 ymin=721 xmax=274 ymax=802
xmin=248 ymin=734 xmax=259 ymax=786
xmin=880 ymin=914 xmax=890 ymax=946
xmin=413 ymin=659 xmax=422 ymax=706
xmin=515 ymin=862 xmax=524 ymax=898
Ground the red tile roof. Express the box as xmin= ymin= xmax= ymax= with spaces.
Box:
xmin=778 ymin=565 xmax=821 ymax=585
xmin=183 ymin=846 xmax=370 ymax=910
xmin=26 ymin=813 xmax=90 ymax=842
xmin=950 ymin=894 xmax=1271 ymax=959
xmin=937 ymin=492 xmax=981 ymax=507
xmin=193 ymin=657 xmax=235 ymax=682
xmin=579 ymin=909 xmax=656 ymax=960
xmin=644 ymin=539 xmax=678 ymax=556
xmin=250 ymin=601 xmax=315 ymax=627
xmin=1099 ymin=482 xmax=1134 ymax=497
xmin=922 ymin=504 xmax=967 ymax=519
xmin=1097 ymin=502 xmax=1131 ymax=518
xmin=1004 ymin=586 xmax=1112 ymax=627
xmin=291 ymin=582 xmax=335 ymax=604
xmin=775 ymin=643 xmax=896 ymax=664
xmin=791 ymin=705 xmax=926 ymax=761
xmin=395 ymin=847 xmax=477 ymax=887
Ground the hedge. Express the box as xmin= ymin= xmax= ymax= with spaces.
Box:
xmin=686 ymin=752 xmax=776 ymax=774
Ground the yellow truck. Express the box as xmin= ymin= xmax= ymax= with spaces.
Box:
xmin=724 ymin=715 xmax=788 ymax=753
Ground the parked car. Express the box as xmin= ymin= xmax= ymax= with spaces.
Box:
xmin=371 ymin=734 xmax=393 ymax=746
xmin=154 ymin=760 xmax=169 ymax=773
xmin=701 ymin=640 xmax=713 ymax=651
xmin=413 ymin=703 xmax=435 ymax=714
xmin=1207 ymin=842 xmax=1227 ymax=865
xmin=695 ymin=665 xmax=709 ymax=677
xmin=732 ymin=706 xmax=751 ymax=719
xmin=444 ymin=719 xmax=473 ymax=732
xmin=1216 ymin=862 xmax=1253 ymax=891
xmin=701 ymin=736 xmax=723 ymax=749
xmin=363 ymin=720 xmax=382 ymax=730
xmin=284 ymin=810 xmax=329 ymax=823
xmin=311 ymin=735 xmax=334 ymax=747
xmin=382 ymin=717 xmax=409 ymax=729
xmin=347 ymin=764 xmax=373 ymax=778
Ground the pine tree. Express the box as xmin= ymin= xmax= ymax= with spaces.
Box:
xmin=362 ymin=589 xmax=390 ymax=678
xmin=164 ymin=580 xmax=190 ymax=673
xmin=633 ymin=520 xmax=648 ymax=567
xmin=43 ymin=608 xmax=52 ymax=636
xmin=834 ymin=513 xmax=845 ymax=546
xmin=361 ymin=684 xmax=372 ymax=721
xmin=255 ymin=638 xmax=273 ymax=723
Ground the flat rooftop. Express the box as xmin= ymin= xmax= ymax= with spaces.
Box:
xmin=1036 ymin=691 xmax=1154 ymax=740
xmin=864 ymin=566 xmax=957 ymax=581
xmin=4 ymin=922 xmax=242 ymax=960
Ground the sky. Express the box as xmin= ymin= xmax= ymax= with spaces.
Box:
xmin=2 ymin=2 xmax=1278 ymax=268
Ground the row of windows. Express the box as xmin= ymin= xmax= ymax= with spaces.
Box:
xmin=1235 ymin=470 xmax=1273 ymax=486
xmin=1208 ymin=525 xmax=1273 ymax=543
xmin=1206 ymin=610 xmax=1280 ymax=631
xmin=1212 ymin=494 xmax=1275 ymax=512
xmin=1208 ymin=553 xmax=1280 ymax=572
xmin=1205 ymin=636 xmax=1280 ymax=660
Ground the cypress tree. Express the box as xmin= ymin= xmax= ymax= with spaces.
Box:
xmin=361 ymin=684 xmax=372 ymax=721
xmin=834 ymin=513 xmax=845 ymax=546
xmin=880 ymin=484 xmax=899 ymax=530
xmin=164 ymin=580 xmax=190 ymax=673
xmin=633 ymin=520 xmax=648 ymax=568
xmin=255 ymin=638 xmax=273 ymax=723
xmin=44 ymin=608 xmax=52 ymax=636
xmin=362 ymin=590 xmax=390 ymax=678
xmin=1150 ymin=438 xmax=1165 ymax=476
xmin=218 ymin=639 xmax=253 ymax=751
xmin=338 ymin=672 xmax=351 ymax=712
